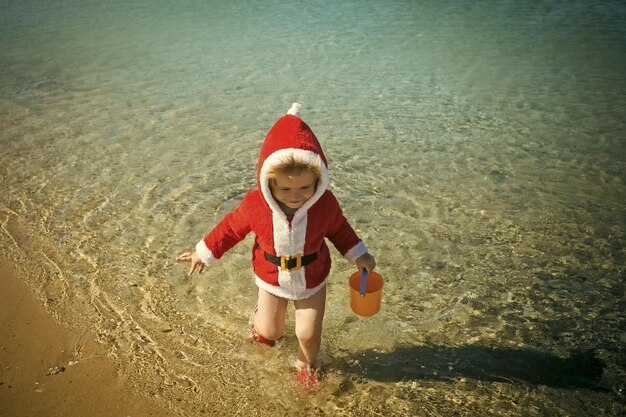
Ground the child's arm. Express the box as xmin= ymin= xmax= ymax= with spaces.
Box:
xmin=176 ymin=192 xmax=253 ymax=276
xmin=324 ymin=193 xmax=376 ymax=272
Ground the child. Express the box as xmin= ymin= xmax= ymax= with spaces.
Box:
xmin=176 ymin=103 xmax=376 ymax=388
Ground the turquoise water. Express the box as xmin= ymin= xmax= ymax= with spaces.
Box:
xmin=1 ymin=0 xmax=625 ymax=415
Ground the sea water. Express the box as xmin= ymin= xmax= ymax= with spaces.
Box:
xmin=1 ymin=0 xmax=624 ymax=415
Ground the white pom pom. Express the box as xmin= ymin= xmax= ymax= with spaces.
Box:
xmin=287 ymin=103 xmax=302 ymax=117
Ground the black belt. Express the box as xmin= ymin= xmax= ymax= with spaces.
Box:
xmin=264 ymin=252 xmax=317 ymax=272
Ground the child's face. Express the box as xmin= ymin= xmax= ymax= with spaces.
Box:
xmin=269 ymin=170 xmax=317 ymax=211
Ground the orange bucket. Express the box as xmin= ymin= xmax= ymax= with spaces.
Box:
xmin=349 ymin=270 xmax=383 ymax=317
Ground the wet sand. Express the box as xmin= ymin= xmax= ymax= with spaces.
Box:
xmin=0 ymin=262 xmax=173 ymax=417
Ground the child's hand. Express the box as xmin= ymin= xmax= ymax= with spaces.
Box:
xmin=176 ymin=251 xmax=205 ymax=276
xmin=355 ymin=252 xmax=376 ymax=274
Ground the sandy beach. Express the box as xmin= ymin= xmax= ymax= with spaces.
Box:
xmin=0 ymin=262 xmax=173 ymax=417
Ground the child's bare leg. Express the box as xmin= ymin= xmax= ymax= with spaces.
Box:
xmin=254 ymin=288 xmax=288 ymax=341
xmin=294 ymin=286 xmax=326 ymax=369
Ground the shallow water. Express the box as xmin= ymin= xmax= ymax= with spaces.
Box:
xmin=1 ymin=0 xmax=625 ymax=415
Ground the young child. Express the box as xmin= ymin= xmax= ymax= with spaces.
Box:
xmin=176 ymin=103 xmax=376 ymax=388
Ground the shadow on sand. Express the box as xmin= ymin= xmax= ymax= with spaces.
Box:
xmin=333 ymin=345 xmax=608 ymax=391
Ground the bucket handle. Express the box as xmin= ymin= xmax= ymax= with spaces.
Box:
xmin=359 ymin=268 xmax=368 ymax=297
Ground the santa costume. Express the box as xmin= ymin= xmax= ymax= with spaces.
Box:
xmin=195 ymin=103 xmax=368 ymax=300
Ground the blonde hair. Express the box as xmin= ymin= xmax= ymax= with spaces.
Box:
xmin=265 ymin=155 xmax=322 ymax=181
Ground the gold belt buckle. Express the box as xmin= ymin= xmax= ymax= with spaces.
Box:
xmin=280 ymin=253 xmax=302 ymax=272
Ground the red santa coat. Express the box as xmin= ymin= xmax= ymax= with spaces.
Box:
xmin=195 ymin=103 xmax=368 ymax=300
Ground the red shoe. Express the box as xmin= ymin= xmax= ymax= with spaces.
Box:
xmin=251 ymin=325 xmax=275 ymax=347
xmin=296 ymin=367 xmax=319 ymax=389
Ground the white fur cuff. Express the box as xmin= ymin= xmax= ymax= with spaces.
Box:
xmin=196 ymin=240 xmax=217 ymax=266
xmin=344 ymin=241 xmax=368 ymax=263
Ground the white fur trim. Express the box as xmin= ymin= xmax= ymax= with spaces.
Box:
xmin=344 ymin=241 xmax=368 ymax=263
xmin=287 ymin=103 xmax=302 ymax=117
xmin=272 ymin=210 xmax=291 ymax=255
xmin=291 ymin=214 xmax=308 ymax=257
xmin=255 ymin=273 xmax=326 ymax=300
xmin=195 ymin=240 xmax=218 ymax=265
xmin=278 ymin=267 xmax=307 ymax=297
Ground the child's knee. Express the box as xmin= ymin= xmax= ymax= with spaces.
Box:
xmin=295 ymin=323 xmax=320 ymax=345
xmin=254 ymin=320 xmax=283 ymax=340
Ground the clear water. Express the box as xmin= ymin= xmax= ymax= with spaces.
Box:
xmin=1 ymin=0 xmax=625 ymax=415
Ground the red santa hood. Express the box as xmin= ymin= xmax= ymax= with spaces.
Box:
xmin=257 ymin=103 xmax=330 ymax=216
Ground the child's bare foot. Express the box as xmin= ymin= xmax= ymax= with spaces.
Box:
xmin=251 ymin=325 xmax=275 ymax=347
xmin=296 ymin=367 xmax=319 ymax=389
